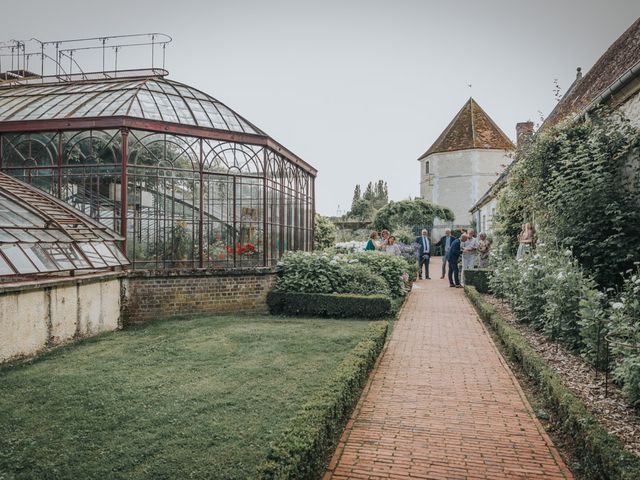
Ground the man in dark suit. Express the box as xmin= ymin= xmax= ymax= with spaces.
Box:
xmin=434 ymin=228 xmax=454 ymax=279
xmin=447 ymin=234 xmax=463 ymax=288
xmin=416 ymin=229 xmax=431 ymax=279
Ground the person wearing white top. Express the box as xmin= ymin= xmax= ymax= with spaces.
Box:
xmin=385 ymin=236 xmax=401 ymax=256
xmin=462 ymin=229 xmax=479 ymax=283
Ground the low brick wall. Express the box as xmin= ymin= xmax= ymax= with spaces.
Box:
xmin=0 ymin=272 xmax=125 ymax=363
xmin=123 ymin=268 xmax=277 ymax=324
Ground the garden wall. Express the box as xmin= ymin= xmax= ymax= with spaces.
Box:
xmin=0 ymin=272 xmax=124 ymax=363
xmin=123 ymin=268 xmax=277 ymax=324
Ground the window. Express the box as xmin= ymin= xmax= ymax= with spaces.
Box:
xmin=425 ymin=161 xmax=430 ymax=174
xmin=482 ymin=215 xmax=486 ymax=232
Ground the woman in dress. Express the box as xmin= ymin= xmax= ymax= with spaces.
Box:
xmin=385 ymin=236 xmax=401 ymax=256
xmin=516 ymin=223 xmax=535 ymax=260
xmin=364 ymin=231 xmax=379 ymax=251
xmin=478 ymin=232 xmax=491 ymax=268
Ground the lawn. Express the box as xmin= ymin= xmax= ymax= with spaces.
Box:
xmin=0 ymin=315 xmax=374 ymax=480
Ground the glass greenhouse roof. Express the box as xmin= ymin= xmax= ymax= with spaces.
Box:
xmin=0 ymin=77 xmax=265 ymax=135
xmin=0 ymin=172 xmax=128 ymax=278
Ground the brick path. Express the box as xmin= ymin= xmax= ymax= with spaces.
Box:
xmin=325 ymin=271 xmax=573 ymax=479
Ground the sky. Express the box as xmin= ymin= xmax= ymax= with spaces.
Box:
xmin=3 ymin=0 xmax=640 ymax=215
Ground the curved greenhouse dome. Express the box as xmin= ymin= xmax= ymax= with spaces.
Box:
xmin=0 ymin=73 xmax=316 ymax=270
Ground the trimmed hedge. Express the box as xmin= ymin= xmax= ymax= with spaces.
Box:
xmin=465 ymin=286 xmax=640 ymax=479
xmin=463 ymin=268 xmax=491 ymax=293
xmin=258 ymin=321 xmax=388 ymax=479
xmin=267 ymin=291 xmax=391 ymax=319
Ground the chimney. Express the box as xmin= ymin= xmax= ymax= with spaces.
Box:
xmin=516 ymin=121 xmax=534 ymax=148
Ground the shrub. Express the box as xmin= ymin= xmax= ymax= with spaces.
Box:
xmin=337 ymin=263 xmax=390 ymax=297
xmin=351 ymin=251 xmax=410 ymax=298
xmin=463 ymin=269 xmax=490 ymax=293
xmin=275 ymin=251 xmax=413 ymax=300
xmin=276 ymin=252 xmax=342 ymax=294
xmin=314 ymin=214 xmax=337 ymax=250
xmin=579 ymin=288 xmax=610 ymax=371
xmin=489 ymin=246 xmax=600 ymax=352
xmin=608 ymin=268 xmax=640 ymax=409
xmin=258 ymin=321 xmax=388 ymax=479
xmin=267 ymin=292 xmax=392 ymax=319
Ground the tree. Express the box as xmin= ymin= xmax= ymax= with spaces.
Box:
xmin=314 ymin=214 xmax=337 ymax=250
xmin=363 ymin=182 xmax=374 ymax=202
xmin=351 ymin=184 xmax=361 ymax=211
xmin=372 ymin=199 xmax=454 ymax=234
xmin=348 ymin=198 xmax=375 ymax=221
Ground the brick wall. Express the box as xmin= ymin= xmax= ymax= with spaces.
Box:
xmin=122 ymin=268 xmax=277 ymax=324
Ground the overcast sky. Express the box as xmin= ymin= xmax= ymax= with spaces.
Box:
xmin=4 ymin=1 xmax=640 ymax=215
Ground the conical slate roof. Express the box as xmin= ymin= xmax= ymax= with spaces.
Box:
xmin=418 ymin=98 xmax=514 ymax=159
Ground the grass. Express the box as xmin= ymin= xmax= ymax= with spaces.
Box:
xmin=0 ymin=315 xmax=374 ymax=480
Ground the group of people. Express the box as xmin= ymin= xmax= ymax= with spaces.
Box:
xmin=364 ymin=227 xmax=491 ymax=288
xmin=364 ymin=229 xmax=402 ymax=255
xmin=416 ymin=228 xmax=491 ymax=288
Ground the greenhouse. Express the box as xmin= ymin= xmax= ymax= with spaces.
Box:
xmin=0 ymin=74 xmax=316 ymax=270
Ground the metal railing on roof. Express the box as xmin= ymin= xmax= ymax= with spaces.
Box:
xmin=0 ymin=34 xmax=172 ymax=87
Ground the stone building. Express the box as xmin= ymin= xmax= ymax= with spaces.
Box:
xmin=418 ymin=98 xmax=514 ymax=237
xmin=470 ymin=16 xmax=640 ymax=234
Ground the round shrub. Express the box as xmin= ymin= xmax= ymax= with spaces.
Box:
xmin=335 ymin=263 xmax=390 ymax=296
xmin=351 ymin=251 xmax=410 ymax=298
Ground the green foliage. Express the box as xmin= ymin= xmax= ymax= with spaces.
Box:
xmin=463 ymin=269 xmax=491 ymax=293
xmin=372 ymin=198 xmax=454 ymax=233
xmin=351 ymin=251 xmax=411 ymax=298
xmin=258 ymin=321 xmax=388 ymax=479
xmin=608 ymin=268 xmax=640 ymax=409
xmin=314 ymin=214 xmax=337 ymax=250
xmin=493 ymin=113 xmax=640 ymax=287
xmin=489 ymin=247 xmax=598 ymax=352
xmin=579 ymin=288 xmax=609 ymax=371
xmin=465 ymin=286 xmax=640 ymax=480
xmin=267 ymin=292 xmax=392 ymax=319
xmin=275 ymin=251 xmax=413 ymax=299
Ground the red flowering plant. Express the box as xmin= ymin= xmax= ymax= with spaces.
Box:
xmin=225 ymin=243 xmax=257 ymax=256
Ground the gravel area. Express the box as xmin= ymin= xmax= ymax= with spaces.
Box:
xmin=482 ymin=294 xmax=640 ymax=456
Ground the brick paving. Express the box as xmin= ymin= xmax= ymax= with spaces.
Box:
xmin=325 ymin=270 xmax=573 ymax=480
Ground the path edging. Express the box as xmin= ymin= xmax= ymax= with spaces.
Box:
xmin=257 ymin=320 xmax=389 ymax=479
xmin=465 ymin=285 xmax=640 ymax=480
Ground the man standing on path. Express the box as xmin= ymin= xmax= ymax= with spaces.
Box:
xmin=448 ymin=233 xmax=462 ymax=287
xmin=434 ymin=228 xmax=454 ymax=279
xmin=416 ymin=228 xmax=431 ymax=280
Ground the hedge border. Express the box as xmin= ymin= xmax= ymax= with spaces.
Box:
xmin=257 ymin=320 xmax=388 ymax=479
xmin=267 ymin=291 xmax=392 ymax=319
xmin=465 ymin=286 xmax=640 ymax=479
xmin=462 ymin=268 xmax=491 ymax=293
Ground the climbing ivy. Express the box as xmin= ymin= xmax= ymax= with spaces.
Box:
xmin=493 ymin=111 xmax=640 ymax=288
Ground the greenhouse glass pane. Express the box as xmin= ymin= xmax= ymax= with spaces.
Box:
xmin=0 ymin=229 xmax=17 ymax=242
xmin=60 ymin=244 xmax=91 ymax=269
xmin=22 ymin=244 xmax=57 ymax=272
xmin=0 ymin=254 xmax=14 ymax=275
xmin=92 ymin=242 xmax=118 ymax=265
xmin=26 ymin=229 xmax=58 ymax=242
xmin=42 ymin=245 xmax=75 ymax=270
xmin=78 ymin=243 xmax=107 ymax=268
xmin=106 ymin=243 xmax=128 ymax=264
xmin=5 ymin=229 xmax=38 ymax=242
xmin=1 ymin=245 xmax=37 ymax=274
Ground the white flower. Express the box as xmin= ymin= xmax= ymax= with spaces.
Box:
xmin=611 ymin=302 xmax=624 ymax=310
xmin=557 ymin=272 xmax=565 ymax=280
xmin=564 ymin=250 xmax=572 ymax=257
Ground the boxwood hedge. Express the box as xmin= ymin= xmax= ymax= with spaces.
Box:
xmin=267 ymin=291 xmax=391 ymax=319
